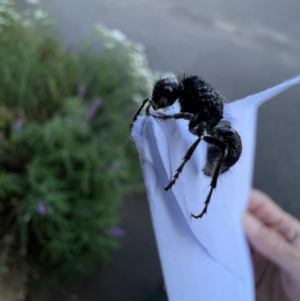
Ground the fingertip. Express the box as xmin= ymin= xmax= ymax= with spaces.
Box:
xmin=249 ymin=188 xmax=274 ymax=210
xmin=249 ymin=188 xmax=264 ymax=200
xmin=243 ymin=212 xmax=281 ymax=257
xmin=243 ymin=212 xmax=261 ymax=240
xmin=243 ymin=213 xmax=300 ymax=274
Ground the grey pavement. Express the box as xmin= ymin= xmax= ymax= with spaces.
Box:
xmin=28 ymin=0 xmax=300 ymax=300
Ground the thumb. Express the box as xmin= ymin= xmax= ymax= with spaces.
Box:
xmin=244 ymin=212 xmax=300 ymax=275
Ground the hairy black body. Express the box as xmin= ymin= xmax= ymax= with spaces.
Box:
xmin=130 ymin=75 xmax=242 ymax=218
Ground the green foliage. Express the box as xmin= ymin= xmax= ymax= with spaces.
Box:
xmin=0 ymin=0 xmax=154 ymax=285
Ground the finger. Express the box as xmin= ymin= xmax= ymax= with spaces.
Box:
xmin=248 ymin=189 xmax=300 ymax=244
xmin=244 ymin=212 xmax=300 ymax=276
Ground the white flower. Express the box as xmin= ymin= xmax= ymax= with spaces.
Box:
xmin=94 ymin=22 xmax=156 ymax=96
xmin=0 ymin=0 xmax=10 ymax=5
xmin=0 ymin=16 xmax=7 ymax=25
xmin=132 ymin=93 xmax=144 ymax=104
xmin=131 ymin=74 xmax=300 ymax=301
xmin=26 ymin=0 xmax=39 ymax=4
xmin=34 ymin=8 xmax=47 ymax=20
xmin=108 ymin=29 xmax=126 ymax=43
xmin=0 ymin=4 xmax=7 ymax=12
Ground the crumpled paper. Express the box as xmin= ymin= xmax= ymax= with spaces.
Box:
xmin=131 ymin=74 xmax=300 ymax=301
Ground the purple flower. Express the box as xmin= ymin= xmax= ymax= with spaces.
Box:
xmin=84 ymin=98 xmax=102 ymax=123
xmin=13 ymin=119 xmax=23 ymax=132
xmin=78 ymin=84 xmax=86 ymax=98
xmin=37 ymin=202 xmax=47 ymax=215
xmin=108 ymin=161 xmax=124 ymax=172
xmin=108 ymin=227 xmax=126 ymax=238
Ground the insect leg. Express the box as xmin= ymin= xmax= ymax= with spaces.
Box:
xmin=191 ymin=136 xmax=227 ymax=219
xmin=164 ymin=137 xmax=202 ymax=191
xmin=130 ymin=98 xmax=150 ymax=131
xmin=151 ymin=112 xmax=193 ymax=121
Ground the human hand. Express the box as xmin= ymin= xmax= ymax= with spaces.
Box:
xmin=244 ymin=189 xmax=300 ymax=301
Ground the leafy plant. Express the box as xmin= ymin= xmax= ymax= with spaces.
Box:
xmin=0 ymin=0 xmax=154 ymax=285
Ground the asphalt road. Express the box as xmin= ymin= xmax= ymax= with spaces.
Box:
xmin=26 ymin=0 xmax=300 ymax=300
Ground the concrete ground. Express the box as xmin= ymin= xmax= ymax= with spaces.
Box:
xmin=24 ymin=0 xmax=300 ymax=300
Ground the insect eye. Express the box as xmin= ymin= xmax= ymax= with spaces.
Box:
xmin=163 ymin=86 xmax=172 ymax=94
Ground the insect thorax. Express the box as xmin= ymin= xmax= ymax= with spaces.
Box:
xmin=179 ymin=76 xmax=224 ymax=128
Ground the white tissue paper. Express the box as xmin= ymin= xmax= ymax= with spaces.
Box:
xmin=131 ymin=74 xmax=300 ymax=301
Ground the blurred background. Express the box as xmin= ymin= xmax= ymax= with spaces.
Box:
xmin=1 ymin=0 xmax=300 ymax=300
